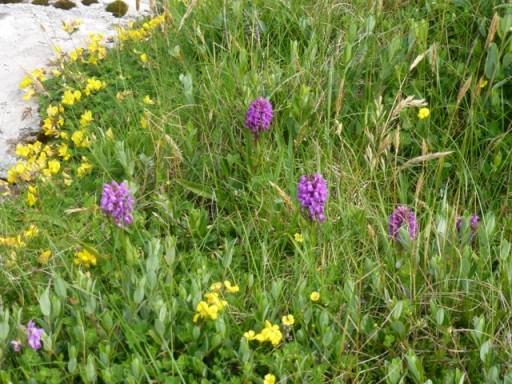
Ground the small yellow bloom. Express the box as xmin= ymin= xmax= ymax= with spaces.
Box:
xmin=47 ymin=160 xmax=61 ymax=174
xmin=62 ymin=90 xmax=79 ymax=105
xmin=26 ymin=186 xmax=38 ymax=207
xmin=80 ymin=110 xmax=94 ymax=127
xmin=38 ymin=250 xmax=52 ymax=265
xmin=52 ymin=69 xmax=62 ymax=78
xmin=68 ymin=47 xmax=84 ymax=62
xmin=22 ymin=88 xmax=35 ymax=101
xmin=310 ymin=291 xmax=320 ymax=302
xmin=294 ymin=233 xmax=304 ymax=243
xmin=143 ymin=95 xmax=155 ymax=105
xmin=263 ymin=374 xmax=276 ymax=384
xmin=224 ymin=280 xmax=240 ymax=293
xmin=84 ymin=77 xmax=106 ymax=96
xmin=243 ymin=330 xmax=256 ymax=340
xmin=15 ymin=144 xmax=31 ymax=158
xmin=71 ymin=130 xmax=91 ymax=148
xmin=139 ymin=53 xmax=149 ymax=63
xmin=58 ymin=143 xmax=71 ymax=161
xmin=478 ymin=78 xmax=488 ymax=88
xmin=31 ymin=68 xmax=46 ymax=82
xmin=74 ymin=249 xmax=97 ymax=267
xmin=19 ymin=76 xmax=32 ymax=89
xmin=282 ymin=314 xmax=295 ymax=326
xmin=77 ymin=159 xmax=93 ymax=177
xmin=62 ymin=19 xmax=81 ymax=34
xmin=417 ymin=107 xmax=430 ymax=120
xmin=140 ymin=114 xmax=149 ymax=129
xmin=210 ymin=282 xmax=223 ymax=292
xmin=24 ymin=224 xmax=39 ymax=239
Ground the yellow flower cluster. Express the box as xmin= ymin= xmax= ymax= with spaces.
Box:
xmin=0 ymin=224 xmax=38 ymax=248
xmin=9 ymin=141 xmax=60 ymax=183
xmin=62 ymin=89 xmax=82 ymax=106
xmin=19 ymin=68 xmax=46 ymax=100
xmin=74 ymin=249 xmax=97 ymax=267
xmin=62 ymin=19 xmax=81 ymax=34
xmin=87 ymin=34 xmax=107 ymax=65
xmin=38 ymin=250 xmax=52 ymax=265
xmin=84 ymin=77 xmax=106 ymax=96
xmin=244 ymin=320 xmax=283 ymax=347
xmin=117 ymin=15 xmax=166 ymax=42
xmin=192 ymin=281 xmax=238 ymax=323
xmin=263 ymin=374 xmax=277 ymax=384
xmin=69 ymin=47 xmax=84 ymax=63
xmin=192 ymin=291 xmax=228 ymax=323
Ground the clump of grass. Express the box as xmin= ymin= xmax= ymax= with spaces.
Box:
xmin=105 ymin=0 xmax=128 ymax=17
xmin=52 ymin=0 xmax=75 ymax=9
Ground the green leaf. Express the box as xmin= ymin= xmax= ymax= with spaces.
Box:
xmin=39 ymin=286 xmax=51 ymax=318
xmin=176 ymin=178 xmax=214 ymax=200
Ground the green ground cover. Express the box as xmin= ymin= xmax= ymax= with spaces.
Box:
xmin=1 ymin=0 xmax=511 ymax=382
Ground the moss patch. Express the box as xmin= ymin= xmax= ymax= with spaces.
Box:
xmin=105 ymin=0 xmax=128 ymax=17
xmin=0 ymin=0 xmax=23 ymax=4
xmin=53 ymin=0 xmax=76 ymax=9
xmin=32 ymin=0 xmax=50 ymax=6
xmin=81 ymin=0 xmax=98 ymax=5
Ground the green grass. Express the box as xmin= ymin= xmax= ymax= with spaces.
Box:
xmin=1 ymin=0 xmax=511 ymax=382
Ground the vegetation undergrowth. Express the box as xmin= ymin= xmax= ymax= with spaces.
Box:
xmin=1 ymin=0 xmax=511 ymax=382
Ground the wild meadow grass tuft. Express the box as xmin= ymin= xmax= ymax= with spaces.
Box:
xmin=0 ymin=0 xmax=511 ymax=382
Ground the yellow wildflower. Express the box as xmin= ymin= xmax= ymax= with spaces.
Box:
xmin=139 ymin=53 xmax=149 ymax=63
xmin=24 ymin=224 xmax=39 ymax=239
xmin=84 ymin=77 xmax=106 ymax=96
xmin=310 ymin=291 xmax=320 ymax=302
xmin=31 ymin=68 xmax=46 ymax=82
xmin=224 ymin=280 xmax=240 ymax=293
xmin=46 ymin=105 xmax=60 ymax=118
xmin=80 ymin=110 xmax=93 ymax=127
xmin=253 ymin=321 xmax=283 ymax=347
xmin=417 ymin=107 xmax=430 ymax=120
xmin=243 ymin=330 xmax=256 ymax=341
xmin=62 ymin=89 xmax=81 ymax=105
xmin=294 ymin=233 xmax=304 ymax=243
xmin=58 ymin=143 xmax=71 ymax=160
xmin=68 ymin=47 xmax=84 ymax=62
xmin=71 ymin=130 xmax=91 ymax=148
xmin=105 ymin=128 xmax=114 ymax=140
xmin=22 ymin=88 xmax=35 ymax=101
xmin=143 ymin=95 xmax=154 ymax=105
xmin=140 ymin=113 xmax=149 ymax=129
xmin=47 ymin=160 xmax=61 ymax=174
xmin=193 ymin=300 xmax=219 ymax=322
xmin=74 ymin=249 xmax=97 ymax=267
xmin=38 ymin=250 xmax=52 ymax=265
xmin=26 ymin=186 xmax=38 ymax=206
xmin=19 ymin=76 xmax=32 ymax=89
xmin=62 ymin=19 xmax=81 ymax=34
xmin=77 ymin=158 xmax=93 ymax=177
xmin=282 ymin=314 xmax=295 ymax=326
xmin=210 ymin=282 xmax=223 ymax=292
xmin=263 ymin=374 xmax=276 ymax=384
xmin=15 ymin=144 xmax=31 ymax=158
